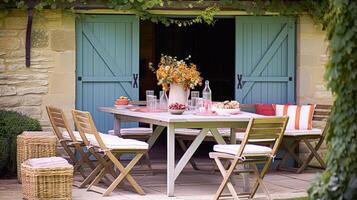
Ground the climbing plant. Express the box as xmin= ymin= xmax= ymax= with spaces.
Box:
xmin=0 ymin=0 xmax=329 ymax=26
xmin=308 ymin=0 xmax=357 ymax=199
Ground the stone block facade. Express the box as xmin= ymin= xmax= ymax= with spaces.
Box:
xmin=0 ymin=10 xmax=76 ymax=131
xmin=0 ymin=10 xmax=333 ymax=163
xmin=296 ymin=15 xmax=333 ymax=166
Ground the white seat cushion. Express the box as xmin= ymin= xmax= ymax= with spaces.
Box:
xmin=108 ymin=127 xmax=153 ymax=136
xmin=25 ymin=157 xmax=71 ymax=168
xmin=62 ymin=131 xmax=83 ymax=142
xmin=88 ymin=133 xmax=148 ymax=150
xmin=284 ymin=128 xmax=322 ymax=136
xmin=214 ymin=144 xmax=272 ymax=156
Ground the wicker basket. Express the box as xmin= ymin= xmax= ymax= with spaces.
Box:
xmin=17 ymin=131 xmax=57 ymax=183
xmin=21 ymin=157 xmax=73 ymax=200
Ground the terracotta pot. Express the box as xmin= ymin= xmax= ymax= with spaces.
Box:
xmin=168 ymin=83 xmax=190 ymax=106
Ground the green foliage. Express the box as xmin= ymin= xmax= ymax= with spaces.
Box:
xmin=0 ymin=110 xmax=42 ymax=178
xmin=0 ymin=0 xmax=328 ymax=26
xmin=308 ymin=0 xmax=357 ymax=199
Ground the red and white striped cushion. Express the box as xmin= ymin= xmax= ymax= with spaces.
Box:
xmin=274 ymin=104 xmax=315 ymax=130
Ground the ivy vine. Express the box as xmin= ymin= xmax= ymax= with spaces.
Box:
xmin=0 ymin=0 xmax=329 ymax=26
xmin=308 ymin=0 xmax=357 ymax=199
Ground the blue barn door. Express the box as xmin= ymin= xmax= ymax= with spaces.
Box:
xmin=76 ymin=15 xmax=139 ymax=132
xmin=235 ymin=16 xmax=295 ymax=104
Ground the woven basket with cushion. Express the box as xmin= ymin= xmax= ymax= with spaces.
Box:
xmin=21 ymin=157 xmax=73 ymax=200
xmin=17 ymin=131 xmax=57 ymax=182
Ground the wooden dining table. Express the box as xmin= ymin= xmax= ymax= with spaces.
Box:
xmin=99 ymin=107 xmax=265 ymax=197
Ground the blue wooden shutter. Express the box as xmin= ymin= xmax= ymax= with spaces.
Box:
xmin=235 ymin=16 xmax=295 ymax=104
xmin=76 ymin=15 xmax=139 ymax=132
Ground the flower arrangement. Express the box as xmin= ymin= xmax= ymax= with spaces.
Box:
xmin=149 ymin=54 xmax=203 ymax=91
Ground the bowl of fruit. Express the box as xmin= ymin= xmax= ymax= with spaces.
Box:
xmin=212 ymin=100 xmax=240 ymax=115
xmin=168 ymin=103 xmax=186 ymax=115
xmin=115 ymin=96 xmax=130 ymax=109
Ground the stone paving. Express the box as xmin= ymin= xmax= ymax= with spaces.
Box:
xmin=0 ymin=159 xmax=319 ymax=200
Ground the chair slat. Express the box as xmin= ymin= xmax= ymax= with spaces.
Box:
xmin=315 ymin=104 xmax=332 ymax=109
xmin=250 ymin=128 xmax=283 ymax=135
xmin=252 ymin=123 xmax=285 ymax=128
xmin=249 ymin=134 xmax=279 ymax=139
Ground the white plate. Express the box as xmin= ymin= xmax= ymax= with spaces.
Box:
xmin=212 ymin=108 xmax=240 ymax=115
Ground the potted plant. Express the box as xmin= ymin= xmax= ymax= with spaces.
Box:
xmin=149 ymin=54 xmax=203 ymax=106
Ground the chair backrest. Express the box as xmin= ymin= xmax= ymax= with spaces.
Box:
xmin=313 ymin=104 xmax=331 ymax=122
xmin=46 ymin=106 xmax=79 ymax=142
xmin=237 ymin=117 xmax=289 ymax=158
xmin=313 ymin=104 xmax=332 ymax=136
xmin=71 ymin=109 xmax=107 ymax=150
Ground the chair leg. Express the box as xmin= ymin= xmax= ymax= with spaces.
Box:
xmin=250 ymin=158 xmax=272 ymax=198
xmin=214 ymin=158 xmax=239 ymax=200
xmin=296 ymin=139 xmax=326 ymax=173
xmin=79 ymin=162 xmax=104 ymax=188
xmin=251 ymin=164 xmax=271 ymax=200
xmin=144 ymin=152 xmax=154 ymax=173
xmin=277 ymin=141 xmax=302 ymax=171
xmin=176 ymin=138 xmax=199 ymax=170
xmin=103 ymin=152 xmax=145 ymax=196
xmin=213 ymin=158 xmax=240 ymax=200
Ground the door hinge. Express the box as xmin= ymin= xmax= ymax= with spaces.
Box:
xmin=77 ymin=76 xmax=82 ymax=81
xmin=237 ymin=74 xmax=243 ymax=89
xmin=132 ymin=73 xmax=138 ymax=88
xmin=289 ymin=77 xmax=293 ymax=81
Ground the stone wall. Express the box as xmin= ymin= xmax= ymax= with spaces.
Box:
xmin=0 ymin=10 xmax=76 ymax=131
xmin=296 ymin=15 xmax=333 ymax=166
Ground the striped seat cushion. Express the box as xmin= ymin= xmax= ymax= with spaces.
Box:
xmin=214 ymin=144 xmax=272 ymax=156
xmin=275 ymin=104 xmax=316 ymax=130
xmin=284 ymin=128 xmax=322 ymax=136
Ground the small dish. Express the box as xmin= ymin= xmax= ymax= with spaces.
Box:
xmin=169 ymin=109 xmax=185 ymax=115
xmin=212 ymin=108 xmax=241 ymax=115
xmin=115 ymin=104 xmax=132 ymax=109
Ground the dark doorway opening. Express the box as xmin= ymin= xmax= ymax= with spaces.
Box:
xmin=139 ymin=18 xmax=235 ymax=159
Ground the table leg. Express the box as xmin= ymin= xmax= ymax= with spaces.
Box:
xmin=114 ymin=114 xmax=121 ymax=136
xmin=147 ymin=125 xmax=165 ymax=149
xmin=174 ymin=129 xmax=209 ymax=180
xmin=167 ymin=124 xmax=175 ymax=197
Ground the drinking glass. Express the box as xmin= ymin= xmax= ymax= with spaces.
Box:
xmin=147 ymin=95 xmax=157 ymax=111
xmin=190 ymin=91 xmax=200 ymax=111
xmin=196 ymin=98 xmax=204 ymax=112
xmin=146 ymin=90 xmax=154 ymax=106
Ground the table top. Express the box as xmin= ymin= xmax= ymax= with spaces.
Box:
xmin=99 ymin=107 xmax=265 ymax=123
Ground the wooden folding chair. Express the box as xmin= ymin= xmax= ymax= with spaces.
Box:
xmin=46 ymin=106 xmax=96 ymax=187
xmin=72 ymin=109 xmax=147 ymax=196
xmin=209 ymin=117 xmax=288 ymax=200
xmin=277 ymin=104 xmax=331 ymax=173
xmin=175 ymin=104 xmax=256 ymax=170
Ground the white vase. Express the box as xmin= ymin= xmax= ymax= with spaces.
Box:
xmin=168 ymin=83 xmax=190 ymax=106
